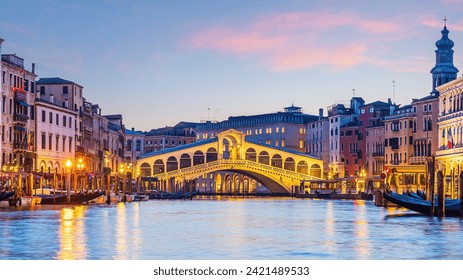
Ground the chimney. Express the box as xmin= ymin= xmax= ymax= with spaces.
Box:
xmin=318 ymin=108 xmax=323 ymax=120
xmin=388 ymin=98 xmax=391 ymax=104
xmin=32 ymin=63 xmax=35 ymax=74
xmin=131 ymin=127 xmax=135 ymax=131
xmin=50 ymin=94 xmax=54 ymax=104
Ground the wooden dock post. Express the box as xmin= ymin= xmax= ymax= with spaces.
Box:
xmin=428 ymin=157 xmax=435 ymax=216
xmin=460 ymin=171 xmax=463 ymax=217
xmin=437 ymin=170 xmax=445 ymax=217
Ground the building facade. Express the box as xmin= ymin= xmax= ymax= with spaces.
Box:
xmin=436 ymin=76 xmax=463 ymax=197
xmin=306 ymin=109 xmax=329 ymax=177
xmin=35 ymin=98 xmax=77 ymax=173
xmin=1 ymin=53 xmax=37 ymax=172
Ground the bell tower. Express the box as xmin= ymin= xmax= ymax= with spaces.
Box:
xmin=430 ymin=18 xmax=459 ymax=93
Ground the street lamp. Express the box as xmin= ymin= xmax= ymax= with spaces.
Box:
xmin=119 ymin=163 xmax=126 ymax=202
xmin=76 ymin=158 xmax=84 ymax=192
xmin=65 ymin=159 xmax=72 ymax=204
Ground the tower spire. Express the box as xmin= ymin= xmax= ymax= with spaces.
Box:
xmin=430 ymin=19 xmax=458 ymax=93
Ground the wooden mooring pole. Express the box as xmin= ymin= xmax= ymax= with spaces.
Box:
xmin=428 ymin=157 xmax=435 ymax=216
xmin=437 ymin=170 xmax=445 ymax=217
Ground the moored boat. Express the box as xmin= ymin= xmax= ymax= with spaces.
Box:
xmin=0 ymin=191 xmax=15 ymax=201
xmin=20 ymin=196 xmax=42 ymax=206
xmin=149 ymin=191 xmax=193 ymax=200
xmin=383 ymin=190 xmax=462 ymax=217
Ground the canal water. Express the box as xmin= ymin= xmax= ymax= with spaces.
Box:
xmin=1 ymin=197 xmax=463 ymax=260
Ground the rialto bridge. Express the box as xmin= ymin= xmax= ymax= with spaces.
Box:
xmin=136 ymin=129 xmax=323 ymax=194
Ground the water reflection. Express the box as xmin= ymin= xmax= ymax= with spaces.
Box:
xmin=3 ymin=198 xmax=463 ymax=260
xmin=115 ymin=203 xmax=128 ymax=259
xmin=324 ymin=201 xmax=336 ymax=254
xmin=131 ymin=202 xmax=141 ymax=259
xmin=353 ymin=200 xmax=370 ymax=259
xmin=57 ymin=206 xmax=87 ymax=260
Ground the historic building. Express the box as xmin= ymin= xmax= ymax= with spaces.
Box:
xmin=365 ymin=120 xmax=386 ymax=177
xmin=327 ymin=98 xmax=363 ymax=179
xmin=125 ymin=128 xmax=145 ymax=164
xmin=306 ymin=109 xmax=329 ymax=177
xmin=1 ymin=53 xmax=37 ymax=172
xmin=35 ymin=97 xmax=77 ymax=173
xmin=436 ymin=76 xmax=463 ymax=197
xmin=383 ymin=22 xmax=457 ymax=193
xmin=196 ymin=105 xmax=317 ymax=152
xmin=361 ymin=100 xmax=395 ymax=177
xmin=193 ymin=105 xmax=318 ymax=193
xmin=143 ymin=122 xmax=197 ymax=154
xmin=104 ymin=114 xmax=125 ymax=175
xmin=36 ymin=77 xmax=85 ymax=167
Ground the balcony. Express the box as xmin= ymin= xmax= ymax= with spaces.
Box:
xmin=372 ymin=151 xmax=384 ymax=157
xmin=76 ymin=145 xmax=85 ymax=153
xmin=13 ymin=113 xmax=29 ymax=125
xmin=409 ymin=156 xmax=427 ymax=165
xmin=13 ymin=141 xmax=28 ymax=151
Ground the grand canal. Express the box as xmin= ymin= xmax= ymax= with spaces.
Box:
xmin=1 ymin=197 xmax=463 ymax=260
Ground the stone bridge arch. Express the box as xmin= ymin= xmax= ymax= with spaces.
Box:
xmin=136 ymin=129 xmax=323 ymax=194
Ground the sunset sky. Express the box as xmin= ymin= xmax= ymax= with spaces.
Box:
xmin=1 ymin=0 xmax=463 ymax=130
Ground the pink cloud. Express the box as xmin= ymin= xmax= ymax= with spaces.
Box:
xmin=186 ymin=11 xmax=413 ymax=72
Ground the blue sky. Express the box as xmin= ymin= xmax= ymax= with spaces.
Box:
xmin=1 ymin=0 xmax=463 ymax=130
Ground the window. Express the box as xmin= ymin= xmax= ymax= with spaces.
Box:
xmin=63 ymin=86 xmax=68 ymax=94
xmin=423 ymin=105 xmax=427 ymax=112
xmin=40 ymin=86 xmax=45 ymax=95
xmin=49 ymin=134 xmax=52 ymax=150
xmin=69 ymin=117 xmax=72 ymax=128
xmin=49 ymin=112 xmax=53 ymax=124
xmin=30 ymin=105 xmax=35 ymax=120
xmin=41 ymin=133 xmax=46 ymax=150
xmin=63 ymin=116 xmax=66 ymax=127
xmin=56 ymin=135 xmax=59 ymax=151
xmin=42 ymin=110 xmax=46 ymax=122
xmin=428 ymin=104 xmax=432 ymax=111
xmin=2 ymin=96 xmax=5 ymax=113
xmin=56 ymin=114 xmax=59 ymax=125
xmin=63 ymin=137 xmax=66 ymax=152
xmin=69 ymin=138 xmax=73 ymax=153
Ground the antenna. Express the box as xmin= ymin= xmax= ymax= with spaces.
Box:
xmin=392 ymin=80 xmax=396 ymax=104
xmin=443 ymin=16 xmax=447 ymax=27
xmin=352 ymin=88 xmax=356 ymax=97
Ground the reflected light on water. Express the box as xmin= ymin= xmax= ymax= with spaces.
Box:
xmin=354 ymin=200 xmax=370 ymax=259
xmin=324 ymin=201 xmax=336 ymax=253
xmin=57 ymin=206 xmax=87 ymax=260
xmin=115 ymin=202 xmax=128 ymax=259
xmin=131 ymin=202 xmax=141 ymax=259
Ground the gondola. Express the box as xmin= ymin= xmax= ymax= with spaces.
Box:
xmin=0 ymin=191 xmax=15 ymax=201
xmin=149 ymin=191 xmax=192 ymax=200
xmin=39 ymin=191 xmax=105 ymax=205
xmin=383 ymin=190 xmax=462 ymax=217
